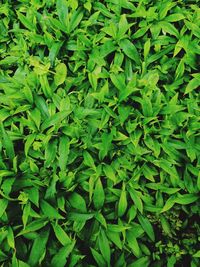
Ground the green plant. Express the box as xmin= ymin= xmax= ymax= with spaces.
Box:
xmin=0 ymin=0 xmax=200 ymax=266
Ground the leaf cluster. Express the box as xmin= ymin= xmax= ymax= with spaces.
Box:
xmin=0 ymin=0 xmax=200 ymax=266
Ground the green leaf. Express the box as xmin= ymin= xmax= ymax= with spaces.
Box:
xmin=117 ymin=14 xmax=130 ymax=39
xmin=197 ymin=172 xmax=200 ymax=191
xmin=160 ymin=21 xmax=179 ymax=37
xmin=129 ymin=256 xmax=150 ymax=267
xmin=137 ymin=214 xmax=155 ymax=242
xmin=68 ymin=192 xmax=87 ymax=212
xmin=0 ymin=123 xmax=15 ymax=161
xmin=17 ymin=219 xmax=48 ymax=236
xmin=40 ymin=200 xmax=64 ymax=219
xmin=41 ymin=110 xmax=71 ymax=131
xmin=185 ymin=20 xmax=200 ymax=39
xmin=103 ymin=164 xmax=116 ymax=183
xmin=52 ymin=223 xmax=71 ymax=246
xmin=91 ymin=248 xmax=106 ymax=267
xmin=93 ymin=178 xmax=105 ymax=210
xmin=160 ymin=215 xmax=171 ymax=236
xmin=174 ymin=194 xmax=199 ymax=205
xmin=118 ymin=184 xmax=127 ymax=217
xmin=22 ymin=202 xmax=31 ymax=229
xmin=98 ymin=229 xmax=111 ymax=265
xmin=129 ymin=188 xmax=143 ymax=214
xmin=34 ymin=94 xmax=50 ymax=118
xmin=0 ymin=56 xmax=19 ymax=66
xmin=54 ymin=63 xmax=67 ymax=86
xmin=68 ymin=212 xmax=94 ymax=222
xmin=49 ymin=42 xmax=64 ymax=65
xmin=58 ymin=135 xmax=70 ymax=171
xmin=56 ymin=0 xmax=69 ymax=32
xmin=161 ymin=196 xmax=176 ymax=213
xmin=51 ymin=241 xmax=75 ymax=267
xmin=0 ymin=109 xmax=10 ymax=122
xmin=17 ymin=12 xmax=35 ymax=31
xmin=12 ymin=254 xmax=18 ymax=267
xmin=95 ymin=213 xmax=107 ymax=228
xmin=107 ymin=230 xmax=122 ymax=250
xmin=156 ymin=160 xmax=180 ymax=187
xmin=175 ymin=58 xmax=185 ymax=79
xmin=107 ymin=224 xmax=132 ymax=232
xmin=99 ymin=132 xmax=113 ymax=160
xmin=25 ymin=188 xmax=39 ymax=207
xmin=83 ymin=150 xmax=96 ymax=170
xmin=7 ymin=226 xmax=15 ymax=249
xmin=69 ymin=8 xmax=84 ymax=32
xmin=165 ymin=13 xmax=185 ymax=22
xmin=25 ymin=134 xmax=36 ymax=156
xmin=159 ymin=2 xmax=176 ymax=20
xmin=44 ymin=139 xmax=57 ymax=167
xmin=144 ymin=38 xmax=151 ymax=60
xmin=119 ymin=39 xmax=140 ymax=65
xmin=110 ymin=73 xmax=126 ymax=91
xmin=193 ymin=251 xmax=200 ymax=258
xmin=40 ymin=74 xmax=53 ymax=98
xmin=28 ymin=229 xmax=49 ymax=267
xmin=18 ymin=260 xmax=30 ymax=267
xmin=0 ymin=198 xmax=8 ymax=217
xmin=147 ymin=46 xmax=174 ymax=65
xmin=185 ymin=78 xmax=200 ymax=94
xmin=167 ymin=255 xmax=176 ymax=267
xmin=126 ymin=231 xmax=141 ymax=258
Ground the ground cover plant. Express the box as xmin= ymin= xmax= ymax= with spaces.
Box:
xmin=0 ymin=0 xmax=200 ymax=266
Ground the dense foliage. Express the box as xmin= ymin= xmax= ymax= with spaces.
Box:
xmin=0 ymin=0 xmax=200 ymax=266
